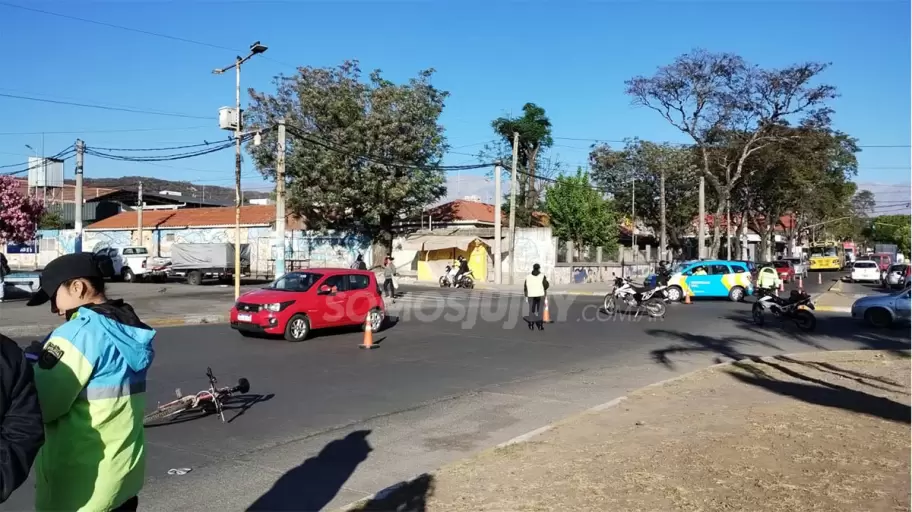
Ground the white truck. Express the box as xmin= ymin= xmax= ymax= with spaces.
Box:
xmin=94 ymin=246 xmax=169 ymax=283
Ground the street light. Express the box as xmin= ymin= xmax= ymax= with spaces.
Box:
xmin=213 ymin=41 xmax=268 ymax=299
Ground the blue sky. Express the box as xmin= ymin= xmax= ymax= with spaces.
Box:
xmin=1 ymin=1 xmax=909 ymax=212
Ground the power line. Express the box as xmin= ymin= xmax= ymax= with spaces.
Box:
xmin=0 ymin=145 xmax=75 ymax=170
xmin=0 ymin=2 xmax=295 ymax=68
xmin=0 ymin=125 xmax=211 ymax=136
xmin=90 ymin=139 xmax=232 ymax=152
xmin=85 ymin=137 xmax=247 ymax=162
xmin=0 ymin=93 xmax=211 ymax=120
xmin=551 ymin=136 xmax=911 ymax=149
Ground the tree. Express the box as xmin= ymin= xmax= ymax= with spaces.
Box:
xmin=728 ymin=127 xmax=858 ymax=260
xmin=0 ymin=175 xmax=44 ymax=243
xmin=39 ymin=210 xmax=65 ymax=230
xmin=865 ymin=214 xmax=912 ymax=254
xmin=481 ymin=103 xmax=555 ymax=226
xmin=245 ymin=61 xmax=449 ymax=248
xmin=589 ymin=139 xmax=699 ymax=254
xmin=625 ymin=48 xmax=838 ymax=255
xmin=545 ymin=169 xmax=619 ymax=258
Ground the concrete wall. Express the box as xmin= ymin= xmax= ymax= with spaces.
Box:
xmin=5 ymin=227 xmax=371 ymax=274
xmin=501 ymin=227 xmax=556 ymax=284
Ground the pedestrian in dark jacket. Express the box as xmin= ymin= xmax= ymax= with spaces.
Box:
xmin=0 ymin=334 xmax=44 ymax=503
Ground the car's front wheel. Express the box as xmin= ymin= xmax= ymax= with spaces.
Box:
xmin=864 ymin=308 xmax=892 ymax=329
xmin=665 ymin=286 xmax=683 ymax=302
xmin=284 ymin=314 xmax=311 ymax=342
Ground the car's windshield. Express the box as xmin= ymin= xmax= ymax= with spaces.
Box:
xmin=854 ymin=262 xmax=876 ymax=268
xmin=269 ymin=272 xmax=322 ymax=292
xmin=672 ymin=262 xmax=690 ymax=274
xmin=772 ymin=261 xmax=790 ymax=267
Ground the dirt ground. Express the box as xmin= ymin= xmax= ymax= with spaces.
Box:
xmin=354 ymin=350 xmax=910 ymax=512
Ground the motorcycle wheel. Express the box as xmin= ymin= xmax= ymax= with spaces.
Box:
xmin=462 ymin=277 xmax=474 ymax=289
xmin=793 ymin=309 xmax=816 ymax=331
xmin=752 ymin=302 xmax=765 ymax=326
xmin=603 ymin=295 xmax=617 ymax=314
xmin=645 ymin=299 xmax=666 ymax=318
xmin=439 ymin=277 xmax=447 ymax=288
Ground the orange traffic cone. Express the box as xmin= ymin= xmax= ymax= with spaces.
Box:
xmin=542 ymin=296 xmax=552 ymax=323
xmin=359 ymin=317 xmax=378 ymax=350
xmin=779 ymin=280 xmax=785 ymax=293
xmin=798 ymin=275 xmax=804 ymax=291
xmin=817 ymin=272 xmax=822 ymax=285
xmin=683 ymin=290 xmax=692 ymax=304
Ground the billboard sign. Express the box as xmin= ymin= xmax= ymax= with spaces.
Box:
xmin=7 ymin=241 xmax=38 ymax=254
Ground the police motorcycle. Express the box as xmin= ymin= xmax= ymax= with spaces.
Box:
xmin=752 ymin=288 xmax=816 ymax=331
xmin=603 ymin=272 xmax=669 ymax=318
xmin=438 ymin=265 xmax=475 ymax=289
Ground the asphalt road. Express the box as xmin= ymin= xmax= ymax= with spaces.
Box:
xmin=6 ymin=272 xmax=906 ymax=511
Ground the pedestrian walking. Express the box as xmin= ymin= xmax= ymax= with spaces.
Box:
xmin=524 ymin=263 xmax=549 ymax=331
xmin=0 ymin=252 xmax=9 ymax=303
xmin=351 ymin=253 xmax=367 ymax=271
xmin=25 ymin=252 xmax=156 ymax=511
xmin=0 ymin=334 xmax=44 ymax=504
xmin=383 ymin=256 xmax=397 ymax=301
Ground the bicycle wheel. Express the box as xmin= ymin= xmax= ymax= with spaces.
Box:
xmin=144 ymin=400 xmax=194 ymax=426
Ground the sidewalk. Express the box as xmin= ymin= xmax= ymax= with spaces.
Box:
xmin=812 ymin=279 xmax=882 ymax=313
xmin=347 ymin=350 xmax=910 ymax=512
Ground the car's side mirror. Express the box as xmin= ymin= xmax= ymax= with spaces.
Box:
xmin=317 ymin=284 xmax=334 ymax=295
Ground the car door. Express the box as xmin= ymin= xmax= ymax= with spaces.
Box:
xmin=345 ymin=274 xmax=373 ymax=325
xmin=684 ymin=264 xmax=715 ymax=297
xmin=894 ymin=288 xmax=911 ymax=321
xmin=707 ymin=264 xmax=733 ymax=297
xmin=315 ymin=274 xmax=348 ymax=327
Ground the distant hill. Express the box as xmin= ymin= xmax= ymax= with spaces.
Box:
xmin=62 ymin=176 xmax=271 ymax=205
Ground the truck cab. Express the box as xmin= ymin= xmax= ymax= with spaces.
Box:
xmin=95 ymin=246 xmax=167 ymax=283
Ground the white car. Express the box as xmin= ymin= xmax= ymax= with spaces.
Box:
xmin=851 ymin=260 xmax=881 ymax=283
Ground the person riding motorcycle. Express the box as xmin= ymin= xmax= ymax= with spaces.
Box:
xmin=452 ymin=256 xmax=470 ymax=287
xmin=656 ymin=260 xmax=671 ymax=286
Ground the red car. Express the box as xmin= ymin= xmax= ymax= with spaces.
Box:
xmin=230 ymin=269 xmax=386 ymax=342
xmin=763 ymin=260 xmax=795 ymax=283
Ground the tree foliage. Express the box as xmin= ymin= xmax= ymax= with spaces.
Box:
xmin=480 ymin=103 xmax=556 ymax=227
xmin=39 ymin=210 xmax=65 ymax=230
xmin=0 ymin=175 xmax=44 ymax=243
xmin=545 ymin=169 xmax=619 ymax=256
xmin=589 ymin=139 xmax=699 ymax=251
xmin=865 ymin=214 xmax=912 ymax=255
xmin=625 ymin=48 xmax=839 ymax=255
xmin=245 ymin=61 xmax=449 ymax=244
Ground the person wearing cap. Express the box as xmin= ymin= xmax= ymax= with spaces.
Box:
xmin=0 ymin=334 xmax=44 ymax=504
xmin=25 ymin=252 xmax=155 ymax=512
xmin=523 ymin=263 xmax=549 ymax=331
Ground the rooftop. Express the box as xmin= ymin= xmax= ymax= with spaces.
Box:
xmin=426 ymin=199 xmax=550 ymax=226
xmin=86 ymin=205 xmax=304 ymax=230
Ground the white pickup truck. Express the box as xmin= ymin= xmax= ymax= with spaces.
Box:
xmin=95 ymin=246 xmax=169 ymax=283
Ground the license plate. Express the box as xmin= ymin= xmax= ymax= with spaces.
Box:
xmin=237 ymin=313 xmax=252 ymax=322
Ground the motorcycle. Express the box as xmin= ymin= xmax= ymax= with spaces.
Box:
xmin=603 ymin=272 xmax=668 ymax=318
xmin=438 ymin=266 xmax=475 ymax=289
xmin=752 ymin=288 xmax=816 ymax=331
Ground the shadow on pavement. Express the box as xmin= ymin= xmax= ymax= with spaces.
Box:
xmin=722 ymin=310 xmax=911 ymax=357
xmin=646 ymin=329 xmax=783 ymax=368
xmin=347 ymin=473 xmax=435 ymax=512
xmin=724 ymin=356 xmax=911 ymax=424
xmin=248 ymin=429 xmax=373 ymax=511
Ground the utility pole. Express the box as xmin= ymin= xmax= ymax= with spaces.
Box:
xmin=631 ymin=177 xmax=636 ymax=260
xmin=137 ymin=181 xmax=144 ymax=248
xmin=493 ymin=162 xmax=503 ymax=284
xmin=725 ymin=196 xmax=732 ymax=260
xmin=659 ymin=167 xmax=667 ymax=262
xmin=508 ymin=131 xmax=519 ymax=284
xmin=41 ymin=132 xmax=47 ymax=206
xmin=214 ymin=41 xmax=267 ymax=299
xmin=698 ymin=176 xmax=706 ymax=259
xmin=74 ymin=139 xmax=84 ymax=253
xmin=274 ymin=119 xmax=287 ymax=278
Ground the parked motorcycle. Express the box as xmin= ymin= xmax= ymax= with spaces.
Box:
xmin=438 ymin=266 xmax=475 ymax=289
xmin=752 ymin=288 xmax=816 ymax=331
xmin=603 ymin=273 xmax=668 ymax=318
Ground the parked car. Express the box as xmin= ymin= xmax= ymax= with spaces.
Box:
xmin=783 ymin=257 xmax=809 ymax=279
xmin=229 ymin=269 xmax=386 ymax=342
xmin=762 ymin=260 xmax=795 ymax=283
xmin=850 ymin=260 xmax=881 ymax=283
xmin=665 ymin=260 xmax=754 ymax=302
xmin=884 ymin=264 xmax=910 ymax=289
xmin=852 ymin=284 xmax=911 ymax=328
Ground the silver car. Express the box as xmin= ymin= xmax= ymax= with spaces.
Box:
xmin=884 ymin=264 xmax=909 ymax=289
xmin=784 ymin=257 xmax=808 ymax=279
xmin=851 ymin=284 xmax=911 ymax=328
